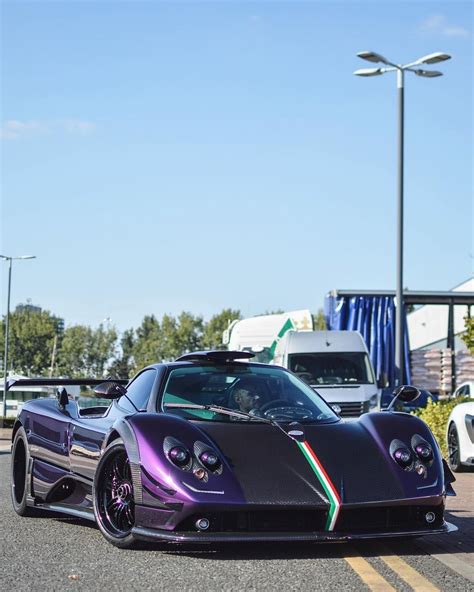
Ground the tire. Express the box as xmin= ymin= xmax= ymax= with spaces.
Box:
xmin=11 ymin=426 xmax=37 ymax=516
xmin=93 ymin=439 xmax=138 ymax=548
xmin=447 ymin=423 xmax=466 ymax=473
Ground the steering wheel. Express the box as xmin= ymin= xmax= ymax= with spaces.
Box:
xmin=259 ymin=399 xmax=291 ymax=413
xmin=258 ymin=400 xmax=314 ymax=421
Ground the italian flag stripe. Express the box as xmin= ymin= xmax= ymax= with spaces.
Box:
xmin=296 ymin=440 xmax=341 ymax=531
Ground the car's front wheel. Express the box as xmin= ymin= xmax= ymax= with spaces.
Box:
xmin=93 ymin=439 xmax=138 ymax=548
xmin=447 ymin=423 xmax=465 ymax=473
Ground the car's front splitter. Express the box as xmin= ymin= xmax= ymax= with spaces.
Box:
xmin=132 ymin=520 xmax=457 ymax=544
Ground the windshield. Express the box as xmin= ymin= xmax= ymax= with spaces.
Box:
xmin=288 ymin=352 xmax=375 ymax=386
xmin=161 ymin=364 xmax=338 ymax=423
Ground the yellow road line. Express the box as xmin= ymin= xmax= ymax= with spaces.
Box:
xmin=344 ymin=547 xmax=396 ymax=592
xmin=378 ymin=545 xmax=440 ymax=592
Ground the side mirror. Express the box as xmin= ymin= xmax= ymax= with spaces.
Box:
xmin=385 ymin=385 xmax=420 ymax=412
xmin=57 ymin=387 xmax=69 ymax=409
xmin=393 ymin=385 xmax=421 ymax=403
xmin=94 ymin=382 xmax=127 ymax=399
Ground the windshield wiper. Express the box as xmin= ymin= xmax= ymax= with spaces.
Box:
xmin=163 ymin=403 xmax=298 ymax=440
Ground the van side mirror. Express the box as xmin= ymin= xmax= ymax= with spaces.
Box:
xmin=94 ymin=382 xmax=127 ymax=399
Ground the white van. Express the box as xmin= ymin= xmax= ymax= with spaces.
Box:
xmin=272 ymin=330 xmax=380 ymax=418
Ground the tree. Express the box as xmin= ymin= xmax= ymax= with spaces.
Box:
xmin=462 ymin=311 xmax=474 ymax=354
xmin=132 ymin=312 xmax=204 ymax=369
xmin=132 ymin=315 xmax=162 ymax=369
xmin=108 ymin=328 xmax=136 ymax=378
xmin=312 ymin=309 xmax=327 ymax=331
xmin=0 ymin=308 xmax=59 ymax=375
xmin=57 ymin=324 xmax=117 ymax=378
xmin=202 ymin=309 xmax=241 ymax=350
xmin=174 ymin=312 xmax=204 ymax=356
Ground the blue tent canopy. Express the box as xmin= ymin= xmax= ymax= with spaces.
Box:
xmin=324 ymin=294 xmax=411 ymax=388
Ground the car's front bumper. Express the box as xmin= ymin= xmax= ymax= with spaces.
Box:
xmin=132 ymin=520 xmax=457 ymax=544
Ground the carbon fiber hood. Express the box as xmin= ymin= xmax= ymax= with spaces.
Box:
xmin=194 ymin=417 xmax=407 ymax=506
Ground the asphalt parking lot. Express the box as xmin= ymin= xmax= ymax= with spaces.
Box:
xmin=1 ymin=440 xmax=473 ymax=592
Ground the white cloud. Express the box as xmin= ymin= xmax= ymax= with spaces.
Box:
xmin=419 ymin=14 xmax=470 ymax=38
xmin=1 ymin=118 xmax=96 ymax=140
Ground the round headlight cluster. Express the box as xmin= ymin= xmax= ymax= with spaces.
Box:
xmin=390 ymin=435 xmax=434 ymax=474
xmin=164 ymin=437 xmax=223 ymax=479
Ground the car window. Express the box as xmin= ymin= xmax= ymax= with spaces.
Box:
xmin=161 ymin=364 xmax=339 ymax=424
xmin=119 ymin=369 xmax=156 ymax=412
xmin=466 ymin=385 xmax=471 ymax=396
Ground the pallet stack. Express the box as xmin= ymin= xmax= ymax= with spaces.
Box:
xmin=441 ymin=349 xmax=474 ymax=392
xmin=410 ymin=350 xmax=442 ymax=392
xmin=411 ymin=348 xmax=474 ymax=395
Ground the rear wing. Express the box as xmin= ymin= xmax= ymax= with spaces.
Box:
xmin=6 ymin=378 xmax=128 ymax=392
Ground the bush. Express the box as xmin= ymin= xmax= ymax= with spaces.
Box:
xmin=0 ymin=417 xmax=16 ymax=429
xmin=413 ymin=398 xmax=469 ymax=458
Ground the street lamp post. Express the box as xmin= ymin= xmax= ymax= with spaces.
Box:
xmin=1 ymin=255 xmax=36 ymax=426
xmin=354 ymin=51 xmax=451 ymax=386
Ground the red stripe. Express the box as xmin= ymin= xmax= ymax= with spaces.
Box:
xmin=303 ymin=441 xmax=341 ymax=504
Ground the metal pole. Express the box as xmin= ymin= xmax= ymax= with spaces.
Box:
xmin=2 ymin=258 xmax=12 ymax=427
xmin=395 ymin=68 xmax=405 ymax=386
xmin=447 ymin=300 xmax=456 ymax=395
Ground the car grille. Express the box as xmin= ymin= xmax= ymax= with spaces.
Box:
xmin=177 ymin=509 xmax=327 ymax=533
xmin=335 ymin=401 xmax=370 ymax=417
xmin=176 ymin=505 xmax=444 ymax=534
xmin=336 ymin=505 xmax=444 ymax=531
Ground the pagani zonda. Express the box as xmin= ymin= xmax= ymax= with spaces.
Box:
xmin=10 ymin=351 xmax=456 ymax=547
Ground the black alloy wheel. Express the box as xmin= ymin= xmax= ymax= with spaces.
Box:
xmin=447 ymin=423 xmax=465 ymax=473
xmin=11 ymin=426 xmax=37 ymax=516
xmin=93 ymin=439 xmax=137 ymax=548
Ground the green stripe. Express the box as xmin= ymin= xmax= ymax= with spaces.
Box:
xmin=296 ymin=441 xmax=336 ymax=531
xmin=268 ymin=318 xmax=295 ymax=360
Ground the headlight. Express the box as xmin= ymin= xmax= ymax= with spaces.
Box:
xmin=168 ymin=446 xmax=191 ymax=467
xmin=393 ymin=447 xmax=413 ymax=468
xmin=369 ymin=394 xmax=379 ymax=409
xmin=199 ymin=451 xmax=221 ymax=471
xmin=415 ymin=443 xmax=433 ymax=461
xmin=411 ymin=434 xmax=434 ymax=464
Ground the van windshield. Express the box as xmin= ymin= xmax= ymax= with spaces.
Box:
xmin=288 ymin=352 xmax=375 ymax=386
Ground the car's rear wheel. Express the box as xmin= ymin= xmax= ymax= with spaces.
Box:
xmin=93 ymin=439 xmax=138 ymax=548
xmin=11 ymin=426 xmax=37 ymax=516
xmin=448 ymin=423 xmax=465 ymax=473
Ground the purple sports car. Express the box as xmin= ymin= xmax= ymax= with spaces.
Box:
xmin=10 ymin=351 xmax=456 ymax=548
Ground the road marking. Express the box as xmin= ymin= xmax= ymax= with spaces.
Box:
xmin=377 ymin=545 xmax=440 ymax=592
xmin=415 ymin=539 xmax=474 ymax=584
xmin=344 ymin=547 xmax=396 ymax=591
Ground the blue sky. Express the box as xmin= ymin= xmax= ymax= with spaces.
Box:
xmin=1 ymin=0 xmax=472 ymax=332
